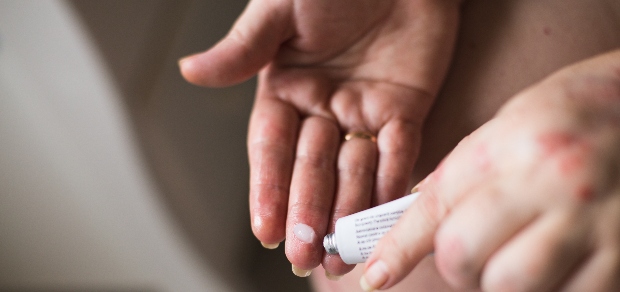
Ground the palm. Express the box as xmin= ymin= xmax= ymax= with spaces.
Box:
xmin=180 ymin=0 xmax=460 ymax=276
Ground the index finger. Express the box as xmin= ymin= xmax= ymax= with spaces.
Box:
xmin=248 ymin=94 xmax=299 ymax=247
xmin=360 ymin=181 xmax=448 ymax=291
xmin=359 ymin=123 xmax=495 ymax=290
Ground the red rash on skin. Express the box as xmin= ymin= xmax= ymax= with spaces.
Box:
xmin=576 ymin=184 xmax=595 ymax=202
xmin=435 ymin=236 xmax=467 ymax=279
xmin=558 ymin=153 xmax=585 ymax=176
xmin=543 ymin=26 xmax=552 ymax=36
xmin=474 ymin=143 xmax=491 ymax=172
xmin=537 ymin=132 xmax=580 ymax=155
xmin=431 ymin=158 xmax=447 ymax=182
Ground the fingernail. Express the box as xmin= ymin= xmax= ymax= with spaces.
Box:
xmin=411 ymin=178 xmax=427 ymax=194
xmin=360 ymin=276 xmax=374 ymax=292
xmin=325 ymin=270 xmax=342 ymax=281
xmin=260 ymin=241 xmax=280 ymax=249
xmin=360 ymin=261 xmax=388 ymax=291
xmin=178 ymin=53 xmax=197 ymax=67
xmin=292 ymin=264 xmax=312 ymax=277
xmin=177 ymin=57 xmax=189 ymax=67
xmin=293 ymin=223 xmax=316 ymax=244
xmin=410 ymin=184 xmax=420 ymax=194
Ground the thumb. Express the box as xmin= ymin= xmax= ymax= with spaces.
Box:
xmin=179 ymin=0 xmax=291 ymax=87
xmin=360 ymin=179 xmax=448 ymax=291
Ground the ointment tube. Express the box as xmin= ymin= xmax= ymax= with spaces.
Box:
xmin=323 ymin=192 xmax=420 ymax=264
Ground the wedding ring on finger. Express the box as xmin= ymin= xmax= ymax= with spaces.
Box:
xmin=344 ymin=131 xmax=377 ymax=143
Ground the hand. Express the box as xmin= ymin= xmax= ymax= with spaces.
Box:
xmin=363 ymin=50 xmax=620 ymax=291
xmin=179 ymin=0 xmax=461 ymax=276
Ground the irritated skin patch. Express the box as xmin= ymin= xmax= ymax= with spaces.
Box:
xmin=535 ymin=132 xmax=599 ymax=203
xmin=576 ymin=185 xmax=595 ymax=202
xmin=537 ymin=132 xmax=579 ymax=155
xmin=474 ymin=143 xmax=491 ymax=172
xmin=558 ymin=153 xmax=585 ymax=176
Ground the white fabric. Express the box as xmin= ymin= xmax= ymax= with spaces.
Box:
xmin=0 ymin=1 xmax=233 ymax=291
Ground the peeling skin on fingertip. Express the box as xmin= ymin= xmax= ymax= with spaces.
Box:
xmin=293 ymin=223 xmax=316 ymax=244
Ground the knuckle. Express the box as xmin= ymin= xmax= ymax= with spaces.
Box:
xmin=481 ymin=265 xmax=524 ymax=292
xmin=289 ymin=201 xmax=330 ymax=221
xmin=482 ymin=274 xmax=521 ymax=292
xmin=226 ymin=28 xmax=251 ymax=50
xmin=296 ymin=152 xmax=334 ymax=170
xmin=338 ymin=162 xmax=375 ymax=178
xmin=331 ymin=206 xmax=359 ymax=221
xmin=417 ymin=191 xmax=447 ymax=226
xmin=380 ymin=233 xmax=413 ymax=268
xmin=252 ymin=181 xmax=289 ymax=196
xmin=435 ymin=233 xmax=477 ymax=288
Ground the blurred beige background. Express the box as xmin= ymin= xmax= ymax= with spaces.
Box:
xmin=0 ymin=1 xmax=310 ymax=291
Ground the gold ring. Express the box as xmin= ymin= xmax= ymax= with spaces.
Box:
xmin=344 ymin=131 xmax=377 ymax=143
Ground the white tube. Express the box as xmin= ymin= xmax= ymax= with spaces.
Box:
xmin=323 ymin=192 xmax=420 ymax=264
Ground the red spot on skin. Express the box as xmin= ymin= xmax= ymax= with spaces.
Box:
xmin=538 ymin=133 xmax=594 ymax=179
xmin=537 ymin=132 xmax=579 ymax=155
xmin=558 ymin=154 xmax=585 ymax=176
xmin=435 ymin=235 xmax=469 ymax=285
xmin=431 ymin=158 xmax=447 ymax=182
xmin=576 ymin=185 xmax=595 ymax=202
xmin=474 ymin=144 xmax=491 ymax=172
xmin=543 ymin=26 xmax=552 ymax=36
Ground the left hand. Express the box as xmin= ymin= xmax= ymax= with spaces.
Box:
xmin=362 ymin=50 xmax=620 ymax=291
xmin=180 ymin=0 xmax=461 ymax=277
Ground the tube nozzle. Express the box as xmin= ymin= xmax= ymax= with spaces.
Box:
xmin=323 ymin=233 xmax=339 ymax=255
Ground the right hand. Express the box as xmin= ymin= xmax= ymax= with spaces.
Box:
xmin=363 ymin=50 xmax=620 ymax=291
xmin=179 ymin=0 xmax=461 ymax=277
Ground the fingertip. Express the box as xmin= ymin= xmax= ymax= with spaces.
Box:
xmin=251 ymin=212 xmax=286 ymax=246
xmin=260 ymin=241 xmax=280 ymax=249
xmin=178 ymin=44 xmax=249 ymax=87
xmin=284 ymin=224 xmax=323 ymax=270
xmin=322 ymin=254 xmax=356 ymax=276
xmin=292 ymin=264 xmax=313 ymax=277
xmin=178 ymin=53 xmax=206 ymax=86
xmin=359 ymin=276 xmax=375 ymax=292
xmin=324 ymin=270 xmax=343 ymax=281
xmin=361 ymin=260 xmax=389 ymax=291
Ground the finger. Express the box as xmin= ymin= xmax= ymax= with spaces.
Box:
xmin=360 ymin=187 xmax=449 ymax=291
xmin=248 ymin=97 xmax=299 ymax=247
xmin=481 ymin=210 xmax=591 ymax=292
xmin=374 ymin=120 xmax=420 ymax=205
xmin=358 ymin=121 xmax=501 ymax=290
xmin=561 ymin=249 xmax=620 ymax=292
xmin=179 ymin=0 xmax=292 ymax=87
xmin=427 ymin=119 xmax=504 ymax=206
xmin=357 ymin=127 xmax=485 ymax=290
xmin=322 ymin=132 xmax=378 ymax=277
xmin=286 ymin=116 xmax=340 ymax=275
xmin=561 ymin=195 xmax=620 ymax=292
xmin=434 ymin=187 xmax=539 ymax=289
